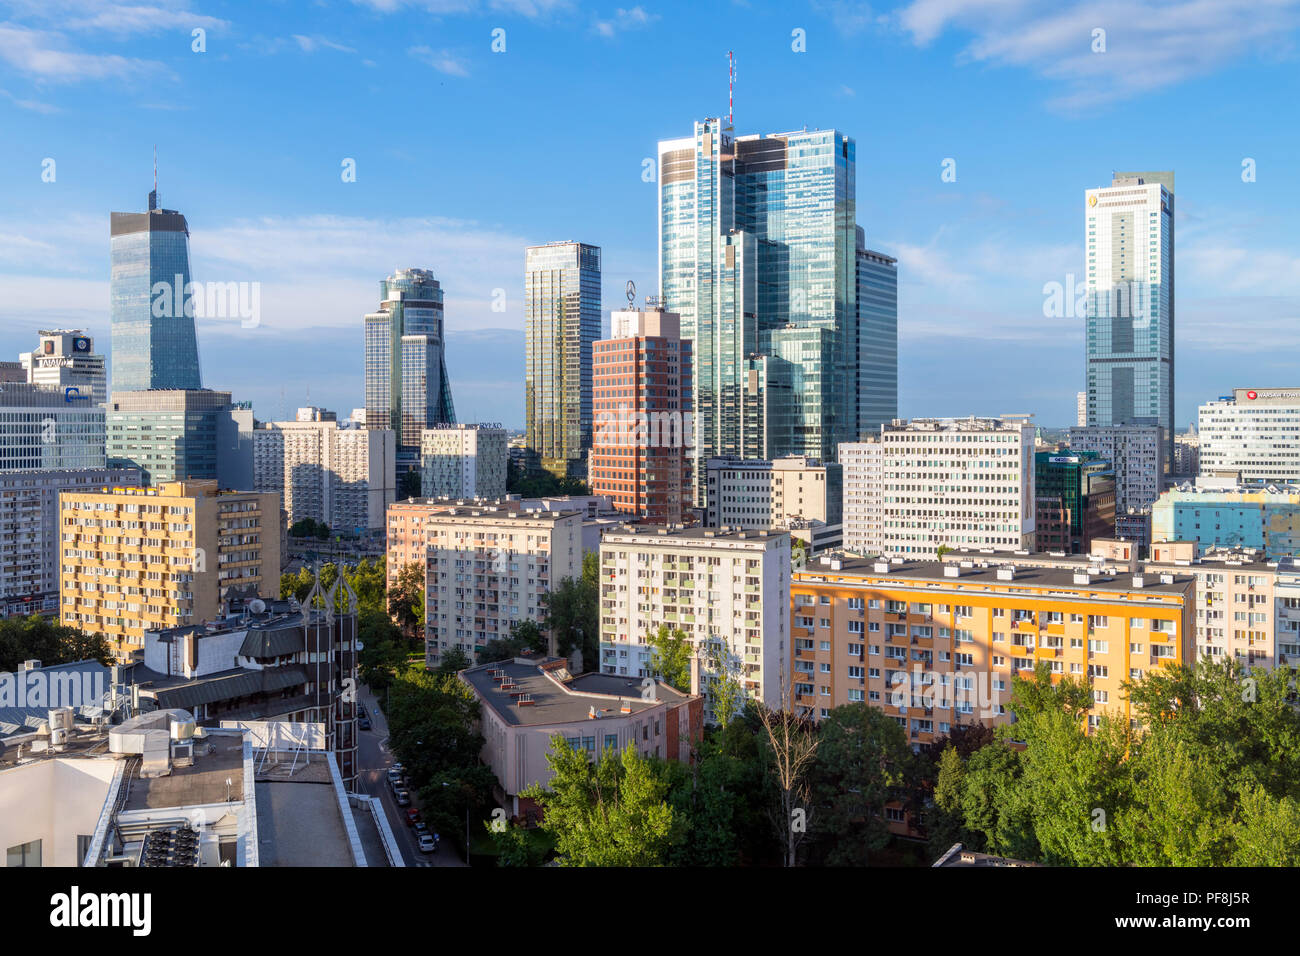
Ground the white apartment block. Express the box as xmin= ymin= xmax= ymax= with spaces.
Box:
xmin=705 ymin=456 xmax=840 ymax=525
xmin=0 ymin=467 xmax=141 ymax=612
xmin=598 ymin=526 xmax=791 ymax=716
xmin=420 ymin=424 xmax=508 ymax=500
xmin=0 ymin=384 xmax=106 ymax=472
xmin=421 ymin=506 xmax=583 ymax=667
xmin=1068 ymin=424 xmax=1164 ymax=511
xmin=879 ymin=417 xmax=1035 ymax=558
xmin=20 ymin=330 xmax=106 ymax=406
xmin=1199 ymin=388 xmax=1300 ymax=484
xmin=840 ymin=439 xmax=883 ymax=557
xmin=253 ymin=420 xmax=395 ymax=532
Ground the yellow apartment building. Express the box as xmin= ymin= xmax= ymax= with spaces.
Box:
xmin=791 ymin=554 xmax=1196 ymax=744
xmin=60 ymin=480 xmax=281 ymax=656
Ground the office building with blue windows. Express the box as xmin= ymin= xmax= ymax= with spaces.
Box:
xmin=1084 ymin=171 xmax=1175 ymax=466
xmin=109 ymin=190 xmax=203 ymax=392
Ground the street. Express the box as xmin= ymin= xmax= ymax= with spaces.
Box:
xmin=356 ymin=684 xmax=468 ymax=867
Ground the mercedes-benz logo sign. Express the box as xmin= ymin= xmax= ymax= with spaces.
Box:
xmin=626 ymin=280 xmax=636 ymax=306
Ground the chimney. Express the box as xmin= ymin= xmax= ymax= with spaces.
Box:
xmin=689 ymin=652 xmax=701 ymax=697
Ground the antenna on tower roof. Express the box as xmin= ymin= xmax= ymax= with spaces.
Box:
xmin=726 ymin=51 xmax=735 ymax=130
xmin=149 ymin=145 xmax=158 ymax=211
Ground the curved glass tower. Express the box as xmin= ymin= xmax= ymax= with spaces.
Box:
xmin=109 ymin=190 xmax=203 ymax=391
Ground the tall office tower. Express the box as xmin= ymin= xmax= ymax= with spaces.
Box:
xmin=856 ymin=228 xmax=898 ymax=439
xmin=364 ymin=268 xmax=456 ymax=469
xmin=106 ymin=389 xmax=251 ymax=487
xmin=0 ymin=384 xmax=106 ymax=471
xmin=1084 ymin=171 xmax=1175 ymax=464
xmin=591 ymin=305 xmax=692 ymax=524
xmin=840 ymin=439 xmax=883 ymax=556
xmin=878 ymin=416 xmax=1036 ymax=558
xmin=60 ymin=480 xmax=281 ymax=656
xmin=253 ymin=416 xmax=396 ymax=532
xmin=524 ymin=242 xmax=601 ymax=480
xmin=1199 ymin=387 xmax=1300 ymax=484
xmin=20 ymin=330 xmax=107 ymax=405
xmin=658 ymin=120 xmax=863 ymax=504
xmin=420 ymin=423 xmax=508 ymax=500
xmin=109 ymin=191 xmax=203 ymax=391
xmin=1067 ymin=424 xmax=1164 ymax=512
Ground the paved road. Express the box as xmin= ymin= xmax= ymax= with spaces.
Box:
xmin=356 ymin=684 xmax=468 ymax=867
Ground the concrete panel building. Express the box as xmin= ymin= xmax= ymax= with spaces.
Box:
xmin=420 ymin=423 xmax=507 ymax=501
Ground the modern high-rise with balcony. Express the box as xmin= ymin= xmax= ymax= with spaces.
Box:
xmin=659 ymin=120 xmax=883 ymax=504
xmin=525 ymin=242 xmax=601 ymax=480
xmin=109 ymin=190 xmax=203 ymax=391
xmin=364 ymin=268 xmax=456 ymax=469
xmin=1084 ymin=171 xmax=1175 ymax=464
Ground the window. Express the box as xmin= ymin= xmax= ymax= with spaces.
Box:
xmin=604 ymin=734 xmax=618 ymax=752
xmin=7 ymin=840 xmax=40 ymax=867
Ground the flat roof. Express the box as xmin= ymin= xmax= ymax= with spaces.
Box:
xmin=124 ymin=731 xmax=245 ymax=812
xmin=462 ymin=659 xmax=690 ymax=727
xmin=796 ymin=555 xmax=1193 ymax=596
xmin=601 ymin=525 xmax=788 ymax=543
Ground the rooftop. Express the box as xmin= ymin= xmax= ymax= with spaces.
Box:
xmin=124 ymin=730 xmax=245 ymax=812
xmin=461 ymin=658 xmax=691 ymax=727
xmin=601 ymin=525 xmax=788 ymax=544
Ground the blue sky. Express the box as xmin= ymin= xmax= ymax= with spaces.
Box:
xmin=2 ymin=0 xmax=1299 ymax=429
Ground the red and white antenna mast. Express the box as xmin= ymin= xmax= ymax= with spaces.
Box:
xmin=727 ymin=51 xmax=735 ymax=129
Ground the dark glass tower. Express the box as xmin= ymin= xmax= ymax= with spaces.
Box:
xmin=109 ymin=190 xmax=203 ymax=391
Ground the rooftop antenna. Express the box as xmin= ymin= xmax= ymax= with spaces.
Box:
xmin=726 ymin=51 xmax=735 ymax=130
xmin=149 ymin=145 xmax=158 ymax=211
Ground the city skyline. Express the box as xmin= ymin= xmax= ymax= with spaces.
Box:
xmin=3 ymin=1 xmax=1299 ymax=430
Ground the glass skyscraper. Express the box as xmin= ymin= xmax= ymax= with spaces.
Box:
xmin=364 ymin=268 xmax=456 ymax=462
xmin=524 ymin=241 xmax=601 ymax=479
xmin=1084 ymin=171 xmax=1175 ymax=465
xmin=659 ymin=120 xmax=876 ymax=505
xmin=109 ymin=190 xmax=203 ymax=391
xmin=855 ymin=229 xmax=898 ymax=438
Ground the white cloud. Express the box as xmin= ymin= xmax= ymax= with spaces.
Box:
xmin=593 ymin=5 xmax=659 ymax=37
xmin=292 ymin=34 xmax=357 ymax=53
xmin=0 ymin=86 xmax=58 ymax=111
xmin=409 ymin=44 xmax=469 ymax=75
xmin=891 ymin=0 xmax=1300 ymax=108
xmin=0 ymin=24 xmax=168 ymax=81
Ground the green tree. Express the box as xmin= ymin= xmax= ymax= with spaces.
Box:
xmin=490 ymin=821 xmax=552 ymax=867
xmin=436 ymin=646 xmax=471 ymax=676
xmin=809 ymin=704 xmax=911 ymax=865
xmin=648 ymin=624 xmax=691 ymax=693
xmin=790 ymin=538 xmax=808 ymax=569
xmin=0 ymin=617 xmax=112 ymax=671
xmin=387 ymin=562 xmax=426 ymax=641
xmin=397 ymin=470 xmax=422 ymax=500
xmin=524 ymin=737 xmax=675 ymax=866
xmin=542 ymin=551 xmax=598 ymax=666
xmin=480 ymin=619 xmax=547 ymax=663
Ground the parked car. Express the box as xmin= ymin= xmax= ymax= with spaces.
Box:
xmin=418 ymin=833 xmax=437 ymax=854
xmin=405 ymin=808 xmax=421 ymax=825
xmin=358 ymin=715 xmax=371 ymax=730
xmin=386 ymin=769 xmax=402 ymax=786
xmin=394 ymin=789 xmax=411 ymax=807
xmin=413 ymin=822 xmax=429 ymax=837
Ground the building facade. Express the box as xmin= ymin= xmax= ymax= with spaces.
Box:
xmin=20 ymin=330 xmax=106 ymax=406
xmin=877 ymin=417 xmax=1036 ymax=558
xmin=1198 ymin=387 xmax=1300 ymax=484
xmin=1083 ymin=171 xmax=1175 ymax=463
xmin=598 ymin=526 xmax=791 ymax=717
xmin=524 ymin=242 xmax=601 ymax=480
xmin=0 ymin=384 xmax=106 ymax=472
xmin=363 ymin=268 xmax=456 ymax=466
xmin=399 ymin=504 xmax=583 ymax=667
xmin=1067 ymin=424 xmax=1164 ymax=512
xmin=791 ymin=555 xmax=1195 ymax=734
xmin=60 ymin=480 xmax=282 ymax=656
xmin=591 ymin=306 xmax=692 ymax=524
xmin=106 ymin=389 xmax=251 ymax=487
xmin=0 ymin=467 xmax=142 ymax=617
xmin=1034 ymin=451 xmax=1116 ymax=554
xmin=109 ymin=191 xmax=203 ymax=391
xmin=253 ymin=417 xmax=396 ymax=532
xmin=856 ymin=234 xmax=898 ymax=440
xmin=420 ymin=423 xmax=508 ymax=501
xmin=704 ymin=455 xmax=842 ymax=551
xmin=1152 ymin=481 xmax=1300 ymax=560
xmin=840 ymin=439 xmax=884 ymax=556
